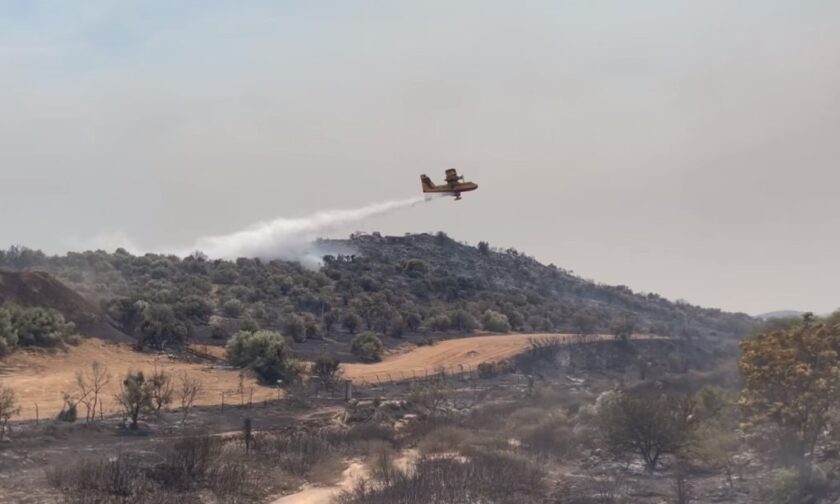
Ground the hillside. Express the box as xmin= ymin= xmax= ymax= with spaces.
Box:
xmin=0 ymin=234 xmax=755 ymax=350
xmin=0 ymin=270 xmax=101 ymax=324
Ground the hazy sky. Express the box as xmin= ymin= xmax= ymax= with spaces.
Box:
xmin=2 ymin=1 xmax=839 ymax=315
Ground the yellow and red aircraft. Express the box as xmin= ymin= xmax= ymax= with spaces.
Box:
xmin=420 ymin=169 xmax=478 ymax=201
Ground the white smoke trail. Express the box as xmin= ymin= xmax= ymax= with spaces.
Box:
xmin=179 ymin=195 xmax=432 ymax=262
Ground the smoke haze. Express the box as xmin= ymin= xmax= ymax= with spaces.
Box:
xmin=3 ymin=1 xmax=840 ymax=313
xmin=175 ymin=196 xmax=432 ymax=264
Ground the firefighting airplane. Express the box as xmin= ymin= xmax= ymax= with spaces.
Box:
xmin=420 ymin=169 xmax=478 ymax=201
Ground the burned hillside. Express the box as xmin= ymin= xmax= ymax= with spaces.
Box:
xmin=0 ymin=233 xmax=754 ymax=350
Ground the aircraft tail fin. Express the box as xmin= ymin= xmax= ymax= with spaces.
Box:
xmin=420 ymin=174 xmax=436 ymax=191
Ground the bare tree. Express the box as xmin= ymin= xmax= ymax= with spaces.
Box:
xmin=0 ymin=386 xmax=21 ymax=440
xmin=149 ymin=366 xmax=173 ymax=413
xmin=75 ymin=361 xmax=111 ymax=422
xmin=408 ymin=377 xmax=453 ymax=417
xmin=673 ymin=461 xmax=694 ymax=504
xmin=177 ymin=371 xmax=202 ymax=426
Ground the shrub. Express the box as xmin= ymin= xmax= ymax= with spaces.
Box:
xmin=283 ymin=314 xmax=307 ymax=343
xmin=481 ymin=310 xmax=511 ymax=333
xmin=0 ymin=307 xmax=18 ymax=355
xmin=0 ymin=304 xmax=74 ymax=353
xmin=423 ymin=314 xmax=451 ymax=332
xmin=404 ymin=312 xmax=422 ymax=333
xmin=0 ymin=386 xmax=20 ymax=440
xmin=225 ymin=330 xmax=300 ymax=383
xmin=449 ymin=310 xmax=478 ymax=333
xmin=253 ymin=430 xmax=337 ymax=476
xmin=418 ymin=426 xmax=473 ymax=454
xmin=477 ymin=362 xmax=500 ymax=379
xmin=516 ymin=415 xmax=577 ymax=459
xmin=116 ymin=371 xmax=154 ymax=429
xmin=342 ymin=312 xmax=363 ymax=334
xmin=138 ymin=304 xmax=189 ymax=349
xmin=222 ymin=299 xmax=244 ymax=318
xmin=598 ymin=391 xmax=696 ymax=472
xmin=351 ymin=332 xmax=384 ymax=362
xmin=386 ymin=314 xmax=405 ymax=338
xmin=239 ymin=314 xmax=260 ymax=333
xmin=403 ymin=259 xmax=429 ymax=278
xmin=312 ymin=352 xmax=342 ymax=390
xmin=336 ymin=450 xmax=546 ymax=504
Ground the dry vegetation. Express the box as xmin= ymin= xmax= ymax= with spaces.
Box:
xmin=0 ymin=339 xmax=278 ymax=420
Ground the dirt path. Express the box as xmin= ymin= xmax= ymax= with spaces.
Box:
xmin=271 ymin=460 xmax=368 ymax=504
xmin=341 ymin=333 xmax=631 ymax=383
xmin=270 ymin=449 xmax=419 ymax=504
xmin=0 ymin=339 xmax=279 ymax=420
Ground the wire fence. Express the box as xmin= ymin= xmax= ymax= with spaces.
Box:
xmin=348 ymin=333 xmax=622 ymax=389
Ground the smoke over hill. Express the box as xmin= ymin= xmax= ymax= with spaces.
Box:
xmin=179 ymin=196 xmax=433 ymax=263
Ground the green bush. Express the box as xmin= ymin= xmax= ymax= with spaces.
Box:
xmin=481 ymin=310 xmax=511 ymax=333
xmin=0 ymin=304 xmax=74 ymax=354
xmin=138 ymin=304 xmax=189 ymax=349
xmin=351 ymin=331 xmax=384 ymax=362
xmin=222 ymin=299 xmax=244 ymax=318
xmin=225 ymin=330 xmax=299 ymax=383
xmin=423 ymin=314 xmax=451 ymax=332
xmin=283 ymin=314 xmax=306 ymax=343
xmin=449 ymin=310 xmax=479 ymax=333
xmin=342 ymin=312 xmax=363 ymax=334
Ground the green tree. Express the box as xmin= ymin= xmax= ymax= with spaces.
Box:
xmin=610 ymin=312 xmax=638 ymax=342
xmin=0 ymin=307 xmax=19 ymax=355
xmin=225 ymin=330 xmax=299 ymax=383
xmin=115 ymin=371 xmax=154 ymax=430
xmin=739 ymin=320 xmax=840 ymax=474
xmin=138 ymin=304 xmax=188 ymax=349
xmin=312 ymin=352 xmax=342 ymax=391
xmin=599 ymin=391 xmax=696 ymax=472
xmin=342 ymin=312 xmax=363 ymax=334
xmin=387 ymin=314 xmax=405 ymax=338
xmin=449 ymin=310 xmax=479 ymax=333
xmin=351 ymin=331 xmax=384 ymax=362
xmin=222 ymin=298 xmax=244 ymax=317
xmin=423 ymin=314 xmax=451 ymax=332
xmin=481 ymin=310 xmax=511 ymax=333
xmin=404 ymin=312 xmax=422 ymax=333
xmin=572 ymin=308 xmax=599 ymax=337
xmin=403 ymin=258 xmax=429 ymax=278
xmin=283 ymin=313 xmax=306 ymax=342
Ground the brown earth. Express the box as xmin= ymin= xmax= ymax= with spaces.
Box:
xmin=0 ymin=339 xmax=279 ymax=421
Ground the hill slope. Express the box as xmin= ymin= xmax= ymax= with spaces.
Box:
xmin=0 ymin=234 xmax=755 ymax=347
xmin=0 ymin=270 xmax=101 ymax=323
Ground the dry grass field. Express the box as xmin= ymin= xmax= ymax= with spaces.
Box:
xmin=341 ymin=333 xmax=620 ymax=383
xmin=0 ymin=339 xmax=279 ymax=421
xmin=0 ymin=333 xmax=638 ymax=421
